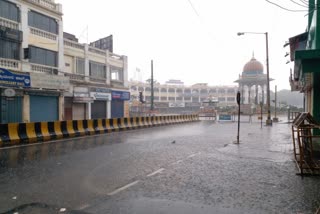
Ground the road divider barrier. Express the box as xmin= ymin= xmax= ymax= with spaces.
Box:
xmin=0 ymin=114 xmax=199 ymax=147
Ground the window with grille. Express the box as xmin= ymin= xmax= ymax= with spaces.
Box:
xmin=89 ymin=61 xmax=106 ymax=78
xmin=28 ymin=10 xmax=58 ymax=34
xmin=0 ymin=0 xmax=20 ymax=22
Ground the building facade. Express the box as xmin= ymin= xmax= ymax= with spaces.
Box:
xmin=129 ymin=80 xmax=238 ymax=114
xmin=0 ymin=0 xmax=129 ymax=123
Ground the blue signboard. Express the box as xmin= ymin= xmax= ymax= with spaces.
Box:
xmin=219 ymin=114 xmax=232 ymax=121
xmin=111 ymin=90 xmax=130 ymax=100
xmin=0 ymin=68 xmax=30 ymax=88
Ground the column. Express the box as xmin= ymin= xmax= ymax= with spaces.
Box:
xmin=106 ymin=50 xmax=111 ymax=85
xmin=248 ymin=85 xmax=251 ymax=104
xmin=58 ymin=19 xmax=64 ymax=73
xmin=20 ymin=5 xmax=30 ymax=72
xmin=261 ymin=85 xmax=266 ymax=104
xmin=241 ymin=85 xmax=244 ymax=104
xmin=59 ymin=96 xmax=64 ymax=120
xmin=84 ymin=44 xmax=90 ymax=82
xmin=23 ymin=94 xmax=30 ymax=122
xmin=255 ymin=85 xmax=258 ymax=104
xmin=86 ymin=103 xmax=91 ymax=119
xmin=122 ymin=55 xmax=128 ymax=88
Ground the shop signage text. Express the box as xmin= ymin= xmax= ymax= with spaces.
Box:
xmin=90 ymin=92 xmax=111 ymax=100
xmin=0 ymin=68 xmax=30 ymax=88
xmin=30 ymin=73 xmax=70 ymax=90
xmin=111 ymin=90 xmax=130 ymax=100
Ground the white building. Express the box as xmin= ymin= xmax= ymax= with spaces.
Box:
xmin=0 ymin=0 xmax=129 ymax=123
xmin=129 ymin=80 xmax=238 ymax=114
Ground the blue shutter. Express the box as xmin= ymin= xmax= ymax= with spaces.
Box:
xmin=30 ymin=95 xmax=58 ymax=122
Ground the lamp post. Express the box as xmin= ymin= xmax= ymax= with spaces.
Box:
xmin=237 ymin=32 xmax=272 ymax=126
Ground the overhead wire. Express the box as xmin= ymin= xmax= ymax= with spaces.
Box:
xmin=186 ymin=0 xmax=200 ymax=17
xmin=289 ymin=0 xmax=309 ymax=7
xmin=265 ymin=0 xmax=309 ymax=11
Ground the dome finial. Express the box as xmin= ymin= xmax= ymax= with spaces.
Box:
xmin=252 ymin=51 xmax=255 ymax=59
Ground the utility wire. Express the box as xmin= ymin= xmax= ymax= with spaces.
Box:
xmin=289 ymin=0 xmax=309 ymax=7
xmin=299 ymin=0 xmax=319 ymax=7
xmin=265 ymin=0 xmax=309 ymax=11
xmin=186 ymin=0 xmax=200 ymax=17
xmin=299 ymin=0 xmax=309 ymax=5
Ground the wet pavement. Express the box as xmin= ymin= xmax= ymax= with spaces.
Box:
xmin=0 ymin=115 xmax=319 ymax=213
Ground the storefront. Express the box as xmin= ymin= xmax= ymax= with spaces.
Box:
xmin=90 ymin=88 xmax=111 ymax=119
xmin=111 ymin=90 xmax=130 ymax=118
xmin=29 ymin=92 xmax=59 ymax=122
xmin=0 ymin=68 xmax=30 ymax=123
xmin=73 ymin=87 xmax=92 ymax=120
xmin=29 ymin=72 xmax=69 ymax=122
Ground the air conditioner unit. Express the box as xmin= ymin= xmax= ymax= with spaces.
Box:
xmin=53 ymin=69 xmax=59 ymax=75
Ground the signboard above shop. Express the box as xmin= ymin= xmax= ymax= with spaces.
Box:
xmin=90 ymin=92 xmax=111 ymax=100
xmin=0 ymin=68 xmax=30 ymax=88
xmin=111 ymin=90 xmax=130 ymax=100
xmin=30 ymin=73 xmax=70 ymax=90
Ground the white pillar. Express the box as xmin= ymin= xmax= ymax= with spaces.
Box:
xmin=84 ymin=44 xmax=90 ymax=82
xmin=106 ymin=50 xmax=111 ymax=85
xmin=20 ymin=5 xmax=30 ymax=72
xmin=123 ymin=55 xmax=128 ymax=88
xmin=87 ymin=102 xmax=91 ymax=119
xmin=58 ymin=19 xmax=64 ymax=73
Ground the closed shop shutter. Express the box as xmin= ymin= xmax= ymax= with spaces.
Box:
xmin=91 ymin=100 xmax=106 ymax=119
xmin=0 ymin=96 xmax=22 ymax=124
xmin=111 ymin=100 xmax=124 ymax=118
xmin=64 ymin=97 xmax=73 ymax=120
xmin=73 ymin=103 xmax=86 ymax=120
xmin=30 ymin=95 xmax=58 ymax=122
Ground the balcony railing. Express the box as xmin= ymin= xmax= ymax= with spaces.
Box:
xmin=0 ymin=58 xmax=20 ymax=70
xmin=62 ymin=72 xmax=86 ymax=81
xmin=24 ymin=0 xmax=62 ymax=13
xmin=89 ymin=46 xmax=106 ymax=56
xmin=64 ymin=39 xmax=85 ymax=50
xmin=90 ymin=76 xmax=107 ymax=83
xmin=30 ymin=63 xmax=58 ymax=75
xmin=30 ymin=27 xmax=57 ymax=41
xmin=0 ymin=17 xmax=19 ymax=30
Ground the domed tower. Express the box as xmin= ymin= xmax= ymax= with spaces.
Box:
xmin=235 ymin=55 xmax=273 ymax=105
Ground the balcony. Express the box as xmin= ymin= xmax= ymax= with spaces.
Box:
xmin=90 ymin=76 xmax=107 ymax=84
xmin=30 ymin=27 xmax=57 ymax=41
xmin=0 ymin=58 xmax=20 ymax=71
xmin=0 ymin=17 xmax=19 ymax=30
xmin=61 ymin=72 xmax=86 ymax=81
xmin=64 ymin=39 xmax=85 ymax=50
xmin=109 ymin=53 xmax=124 ymax=67
xmin=89 ymin=46 xmax=106 ymax=56
xmin=24 ymin=0 xmax=62 ymax=14
xmin=30 ymin=63 xmax=58 ymax=75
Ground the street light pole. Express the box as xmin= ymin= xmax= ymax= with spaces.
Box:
xmin=237 ymin=31 xmax=272 ymax=126
xmin=265 ymin=32 xmax=272 ymax=126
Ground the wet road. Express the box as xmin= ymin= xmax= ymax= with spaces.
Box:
xmin=0 ymin=116 xmax=319 ymax=214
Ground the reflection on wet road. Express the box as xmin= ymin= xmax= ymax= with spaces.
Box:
xmin=0 ymin=117 xmax=319 ymax=214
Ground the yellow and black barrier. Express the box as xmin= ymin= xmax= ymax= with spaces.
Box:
xmin=0 ymin=114 xmax=199 ymax=147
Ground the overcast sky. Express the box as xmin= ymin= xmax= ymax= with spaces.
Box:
xmin=56 ymin=0 xmax=308 ymax=90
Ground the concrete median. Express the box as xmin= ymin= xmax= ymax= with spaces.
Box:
xmin=0 ymin=114 xmax=199 ymax=147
